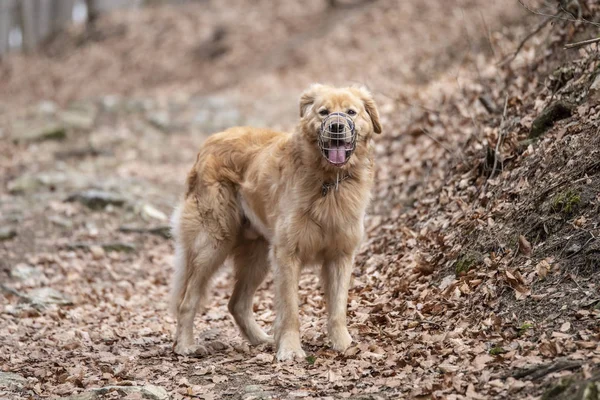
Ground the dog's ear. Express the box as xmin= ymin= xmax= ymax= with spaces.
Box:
xmin=353 ymin=87 xmax=382 ymax=134
xmin=300 ymin=84 xmax=323 ymax=118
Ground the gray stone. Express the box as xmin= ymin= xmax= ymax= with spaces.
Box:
xmin=92 ymin=384 xmax=169 ymax=400
xmin=0 ymin=372 xmax=28 ymax=390
xmin=118 ymin=225 xmax=171 ymax=239
xmin=530 ymin=101 xmax=574 ymax=138
xmin=48 ymin=215 xmax=74 ymax=229
xmin=27 ymin=287 xmax=73 ymax=306
xmin=245 ymin=385 xmax=263 ymax=393
xmin=66 ymin=190 xmax=126 ymax=210
xmin=126 ymin=98 xmax=155 ymax=113
xmin=147 ymin=110 xmax=171 ymax=131
xmin=65 ymin=242 xmax=137 ymax=253
xmin=10 ymin=264 xmax=41 ymax=280
xmin=191 ymin=95 xmax=243 ymax=133
xmin=0 ymin=226 xmax=16 ymax=241
xmin=60 ymin=102 xmax=97 ymax=130
xmin=101 ymin=95 xmax=122 ymax=112
xmin=7 ymin=174 xmax=43 ymax=194
xmin=58 ymin=393 xmax=98 ymax=400
xmin=37 ymin=100 xmax=58 ymax=115
xmin=101 ymin=242 xmax=136 ymax=253
xmin=11 ymin=119 xmax=66 ymax=142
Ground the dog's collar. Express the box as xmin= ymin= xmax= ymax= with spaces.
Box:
xmin=321 ymin=172 xmax=352 ymax=197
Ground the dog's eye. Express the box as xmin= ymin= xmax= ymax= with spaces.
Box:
xmin=347 ymin=109 xmax=357 ymax=115
xmin=319 ymin=109 xmax=329 ymax=116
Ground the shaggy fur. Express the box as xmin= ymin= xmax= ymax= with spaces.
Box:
xmin=170 ymin=84 xmax=381 ymax=361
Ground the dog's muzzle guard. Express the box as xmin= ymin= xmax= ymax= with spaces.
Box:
xmin=318 ymin=112 xmax=356 ymax=166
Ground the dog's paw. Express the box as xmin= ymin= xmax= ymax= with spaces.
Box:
xmin=248 ymin=333 xmax=274 ymax=346
xmin=276 ymin=345 xmax=306 ymax=362
xmin=330 ymin=328 xmax=353 ymax=352
xmin=173 ymin=343 xmax=210 ymax=357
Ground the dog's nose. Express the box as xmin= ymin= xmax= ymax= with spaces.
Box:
xmin=330 ymin=123 xmax=344 ymax=134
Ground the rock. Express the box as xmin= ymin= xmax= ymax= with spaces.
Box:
xmin=65 ymin=242 xmax=136 ymax=253
xmin=10 ymin=264 xmax=41 ymax=280
xmin=92 ymin=384 xmax=169 ymax=400
xmin=126 ymin=98 xmax=154 ymax=113
xmin=101 ymin=242 xmax=136 ymax=253
xmin=11 ymin=118 xmax=66 ymax=142
xmin=100 ymin=95 xmax=122 ymax=112
xmin=48 ymin=215 xmax=74 ymax=229
xmin=89 ymin=245 xmax=105 ymax=259
xmin=66 ymin=190 xmax=126 ymax=210
xmin=191 ymin=96 xmax=243 ymax=133
xmin=60 ymin=102 xmax=97 ymax=130
xmin=8 ymin=174 xmax=43 ymax=194
xmin=0 ymin=372 xmax=28 ymax=390
xmin=0 ymin=226 xmax=17 ymax=241
xmin=58 ymin=393 xmax=98 ymax=400
xmin=147 ymin=110 xmax=171 ymax=132
xmin=245 ymin=385 xmax=263 ymax=393
xmin=589 ymin=74 xmax=600 ymax=104
xmin=530 ymin=101 xmax=574 ymax=138
xmin=27 ymin=287 xmax=73 ymax=306
xmin=141 ymin=203 xmax=168 ymax=221
xmin=36 ymin=100 xmax=58 ymax=115
xmin=119 ymin=225 xmax=171 ymax=239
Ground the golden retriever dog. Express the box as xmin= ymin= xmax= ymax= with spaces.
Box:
xmin=170 ymin=84 xmax=381 ymax=361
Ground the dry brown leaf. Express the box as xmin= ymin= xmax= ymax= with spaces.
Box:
xmin=518 ymin=235 xmax=532 ymax=257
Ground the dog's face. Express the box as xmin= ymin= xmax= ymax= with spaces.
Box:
xmin=299 ymin=84 xmax=382 ymax=168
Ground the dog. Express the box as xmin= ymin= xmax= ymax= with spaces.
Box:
xmin=170 ymin=84 xmax=381 ymax=361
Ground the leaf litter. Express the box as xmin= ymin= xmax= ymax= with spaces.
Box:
xmin=1 ymin=0 xmax=599 ymax=399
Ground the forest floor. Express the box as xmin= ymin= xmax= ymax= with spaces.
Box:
xmin=1 ymin=0 xmax=599 ymax=399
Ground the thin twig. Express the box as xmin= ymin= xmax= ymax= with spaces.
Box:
xmin=483 ymin=94 xmax=509 ymax=193
xmin=500 ymin=14 xmax=556 ymax=66
xmin=518 ymin=0 xmax=600 ymax=28
xmin=565 ymin=37 xmax=600 ymax=49
xmin=479 ymin=11 xmax=497 ymax=61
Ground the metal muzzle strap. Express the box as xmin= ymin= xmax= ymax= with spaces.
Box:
xmin=318 ymin=112 xmax=357 ymax=166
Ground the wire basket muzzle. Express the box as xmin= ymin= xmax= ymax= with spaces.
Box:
xmin=318 ymin=112 xmax=356 ymax=166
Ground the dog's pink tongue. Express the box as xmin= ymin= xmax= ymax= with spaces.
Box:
xmin=328 ymin=145 xmax=346 ymax=164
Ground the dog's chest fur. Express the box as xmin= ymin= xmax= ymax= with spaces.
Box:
xmin=239 ymin=174 xmax=369 ymax=261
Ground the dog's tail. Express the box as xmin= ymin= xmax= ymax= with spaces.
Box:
xmin=169 ymin=203 xmax=186 ymax=316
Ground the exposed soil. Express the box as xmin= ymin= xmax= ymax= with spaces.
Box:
xmin=1 ymin=0 xmax=599 ymax=399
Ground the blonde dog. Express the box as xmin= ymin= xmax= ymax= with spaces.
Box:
xmin=170 ymin=84 xmax=381 ymax=361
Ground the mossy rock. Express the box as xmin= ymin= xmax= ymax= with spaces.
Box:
xmin=530 ymin=101 xmax=574 ymax=138
xmin=542 ymin=377 xmax=600 ymax=400
xmin=542 ymin=378 xmax=574 ymax=400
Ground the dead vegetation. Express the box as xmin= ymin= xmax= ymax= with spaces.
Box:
xmin=0 ymin=0 xmax=599 ymax=399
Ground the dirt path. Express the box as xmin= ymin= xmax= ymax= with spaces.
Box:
xmin=1 ymin=1 xmax=599 ymax=399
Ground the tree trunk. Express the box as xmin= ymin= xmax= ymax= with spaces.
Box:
xmin=0 ymin=0 xmax=16 ymax=56
xmin=52 ymin=0 xmax=75 ymax=33
xmin=20 ymin=0 xmax=37 ymax=52
xmin=37 ymin=0 xmax=55 ymax=40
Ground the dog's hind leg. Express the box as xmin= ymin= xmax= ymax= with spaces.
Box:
xmin=171 ymin=193 xmax=238 ymax=356
xmin=228 ymin=238 xmax=273 ymax=345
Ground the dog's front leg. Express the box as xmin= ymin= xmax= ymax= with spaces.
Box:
xmin=272 ymin=248 xmax=306 ymax=361
xmin=322 ymin=255 xmax=353 ymax=352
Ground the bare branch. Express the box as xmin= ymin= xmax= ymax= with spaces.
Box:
xmin=565 ymin=36 xmax=600 ymax=49
xmin=500 ymin=14 xmax=555 ymax=66
xmin=518 ymin=0 xmax=600 ymax=28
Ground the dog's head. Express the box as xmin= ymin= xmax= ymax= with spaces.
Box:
xmin=299 ymin=84 xmax=381 ymax=169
